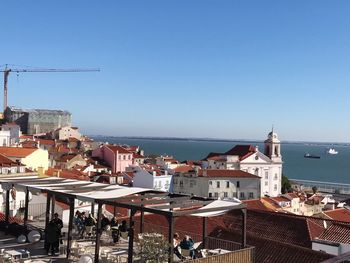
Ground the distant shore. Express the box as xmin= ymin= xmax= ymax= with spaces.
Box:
xmin=89 ymin=135 xmax=350 ymax=147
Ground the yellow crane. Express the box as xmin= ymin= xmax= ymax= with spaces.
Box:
xmin=0 ymin=65 xmax=100 ymax=112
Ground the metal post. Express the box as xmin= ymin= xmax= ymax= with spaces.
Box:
xmin=128 ymin=209 xmax=136 ymax=263
xmin=113 ymin=205 xmax=117 ymax=217
xmin=168 ymin=215 xmax=174 ymax=263
xmin=5 ymin=190 xmax=10 ymax=223
xmin=51 ymin=195 xmax=56 ymax=220
xmin=241 ymin=208 xmax=247 ymax=249
xmin=45 ymin=193 xmax=51 ymax=231
xmin=24 ymin=187 xmax=29 ymax=226
xmin=91 ymin=201 xmax=95 ymax=217
xmin=140 ymin=195 xmax=144 ymax=233
xmin=202 ymin=217 xmax=207 ymax=249
xmin=66 ymin=198 xmax=75 ymax=258
xmin=94 ymin=202 xmax=103 ymax=263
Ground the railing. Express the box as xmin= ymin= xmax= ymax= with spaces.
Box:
xmin=191 ymin=247 xmax=255 ymax=263
xmin=290 ymin=179 xmax=350 ymax=194
xmin=133 ymin=219 xmax=255 ymax=263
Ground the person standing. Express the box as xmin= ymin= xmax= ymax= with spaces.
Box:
xmin=50 ymin=213 xmax=63 ymax=253
xmin=45 ymin=221 xmax=60 ymax=256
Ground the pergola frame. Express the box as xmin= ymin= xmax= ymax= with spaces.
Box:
xmin=0 ymin=176 xmax=247 ymax=263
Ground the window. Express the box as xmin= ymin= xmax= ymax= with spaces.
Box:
xmin=265 ymin=171 xmax=268 ymax=179
xmin=209 ymin=193 xmax=212 ymax=198
xmin=249 ymin=192 xmax=254 ymax=199
xmin=128 ymin=155 xmax=131 ymax=160
xmin=179 ymin=181 xmax=183 ymax=187
xmin=226 ymin=181 xmax=230 ymax=188
xmin=274 ymin=173 xmax=278 ymax=180
xmin=224 ymin=192 xmax=228 ymax=198
xmin=209 ymin=181 xmax=213 ymax=186
xmin=274 ymin=184 xmax=277 ymax=191
xmin=123 ymin=155 xmax=126 ymax=160
xmin=214 ymin=192 xmax=219 ymax=198
xmin=236 ymin=181 xmax=240 ymax=188
xmin=118 ymin=155 xmax=121 ymax=160
xmin=265 ymin=181 xmax=268 ymax=186
xmin=216 ymin=181 xmax=220 ymax=188
xmin=240 ymin=192 xmax=245 ymax=199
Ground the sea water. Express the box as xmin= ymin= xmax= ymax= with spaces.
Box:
xmin=92 ymin=137 xmax=350 ymax=184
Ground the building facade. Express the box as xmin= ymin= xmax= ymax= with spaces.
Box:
xmin=92 ymin=144 xmax=133 ymax=173
xmin=53 ymin=126 xmax=81 ymax=140
xmin=5 ymin=106 xmax=71 ymax=135
xmin=202 ymin=130 xmax=283 ymax=197
xmin=172 ymin=169 xmax=261 ymax=200
xmin=133 ymin=169 xmax=173 ymax=192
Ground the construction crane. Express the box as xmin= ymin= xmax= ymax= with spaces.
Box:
xmin=0 ymin=65 xmax=100 ymax=112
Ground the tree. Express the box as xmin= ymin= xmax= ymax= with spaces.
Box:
xmin=281 ymin=174 xmax=292 ymax=194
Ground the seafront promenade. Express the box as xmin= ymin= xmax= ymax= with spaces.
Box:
xmin=291 ymin=179 xmax=350 ymax=195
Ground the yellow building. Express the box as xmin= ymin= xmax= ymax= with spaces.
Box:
xmin=0 ymin=147 xmax=49 ymax=172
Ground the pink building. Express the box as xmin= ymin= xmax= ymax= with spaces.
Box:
xmin=92 ymin=144 xmax=133 ymax=173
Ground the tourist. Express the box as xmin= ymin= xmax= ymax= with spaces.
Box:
xmin=110 ymin=216 xmax=118 ymax=227
xmin=85 ymin=213 xmax=97 ymax=227
xmin=110 ymin=217 xmax=119 ymax=243
xmin=101 ymin=214 xmax=110 ymax=230
xmin=173 ymin=233 xmax=185 ymax=260
xmin=118 ymin=220 xmax=128 ymax=233
xmin=45 ymin=221 xmax=60 ymax=256
xmin=50 ymin=213 xmax=63 ymax=252
xmin=180 ymin=235 xmax=196 ymax=259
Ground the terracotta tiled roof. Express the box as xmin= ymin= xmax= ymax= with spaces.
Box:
xmin=323 ymin=208 xmax=350 ymax=223
xmin=37 ymin=139 xmax=55 ymax=145
xmin=132 ymin=211 xmax=334 ymax=263
xmin=174 ymin=165 xmax=196 ymax=173
xmin=105 ymin=145 xmax=131 ymax=154
xmin=271 ymin=196 xmax=291 ymax=203
xmin=56 ymin=154 xmax=78 ymax=162
xmin=318 ymin=222 xmax=350 ymax=243
xmin=224 ymin=145 xmax=257 ymax=160
xmin=198 ymin=169 xmax=260 ymax=179
xmin=0 ymin=154 xmax=21 ymax=166
xmin=133 ymin=153 xmax=145 ymax=159
xmin=0 ymin=147 xmax=38 ymax=158
xmin=243 ymin=199 xmax=276 ymax=212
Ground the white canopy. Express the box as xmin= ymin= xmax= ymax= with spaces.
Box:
xmin=189 ymin=199 xmax=242 ymax=217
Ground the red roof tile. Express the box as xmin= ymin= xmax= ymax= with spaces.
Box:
xmin=324 ymin=208 xmax=350 ymax=223
xmin=0 ymin=147 xmax=38 ymax=158
xmin=105 ymin=145 xmax=131 ymax=154
xmin=224 ymin=145 xmax=256 ymax=160
xmin=318 ymin=222 xmax=350 ymax=243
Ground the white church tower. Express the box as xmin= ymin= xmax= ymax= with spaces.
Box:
xmin=264 ymin=128 xmax=282 ymax=163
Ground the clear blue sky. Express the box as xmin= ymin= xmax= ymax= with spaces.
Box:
xmin=1 ymin=1 xmax=350 ymax=142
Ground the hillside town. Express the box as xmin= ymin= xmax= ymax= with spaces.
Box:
xmin=0 ymin=105 xmax=348 ymax=263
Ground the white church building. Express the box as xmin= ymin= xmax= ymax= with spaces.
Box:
xmin=202 ymin=130 xmax=283 ymax=197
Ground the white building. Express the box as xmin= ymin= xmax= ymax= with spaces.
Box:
xmin=202 ymin=130 xmax=283 ymax=197
xmin=133 ymin=168 xmax=172 ymax=192
xmin=172 ymin=169 xmax=261 ymax=200
xmin=1 ymin=123 xmax=21 ymax=145
xmin=53 ymin=126 xmax=82 ymax=141
xmin=0 ymin=131 xmax=10 ymax=147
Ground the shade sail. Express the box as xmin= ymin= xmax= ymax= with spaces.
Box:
xmin=189 ymin=199 xmax=242 ymax=217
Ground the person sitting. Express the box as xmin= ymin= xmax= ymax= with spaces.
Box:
xmin=173 ymin=233 xmax=185 ymax=260
xmin=101 ymin=214 xmax=110 ymax=230
xmin=84 ymin=213 xmax=96 ymax=237
xmin=110 ymin=216 xmax=118 ymax=227
xmin=118 ymin=220 xmax=129 ymax=239
xmin=180 ymin=235 xmax=196 ymax=259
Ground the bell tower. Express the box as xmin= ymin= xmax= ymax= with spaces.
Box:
xmin=264 ymin=127 xmax=282 ymax=163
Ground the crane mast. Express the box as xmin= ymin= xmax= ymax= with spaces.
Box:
xmin=1 ymin=66 xmax=100 ymax=112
